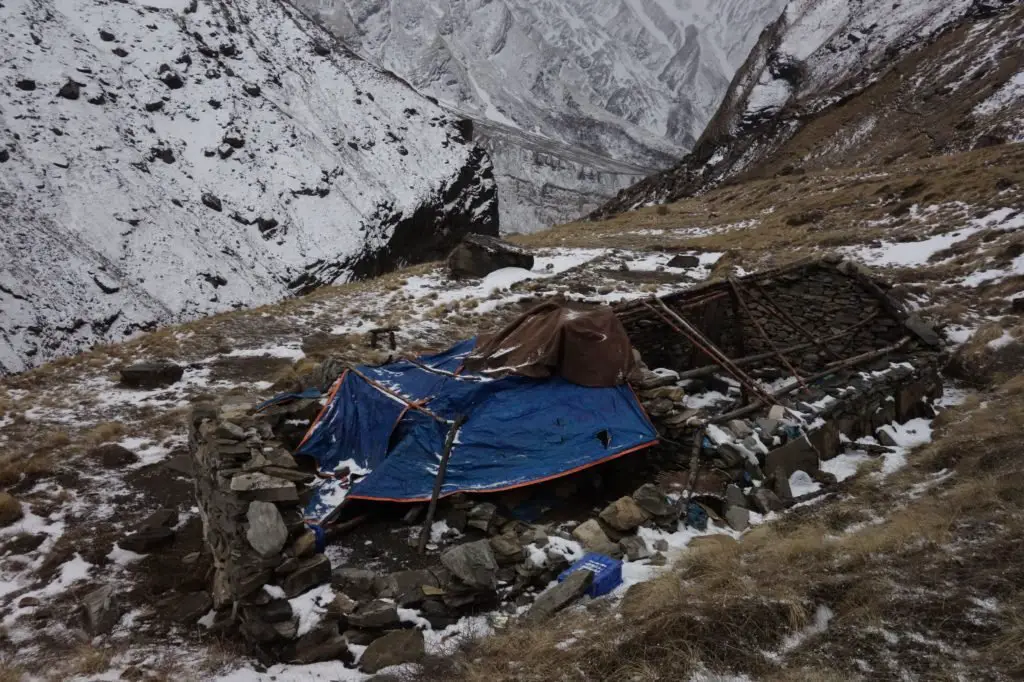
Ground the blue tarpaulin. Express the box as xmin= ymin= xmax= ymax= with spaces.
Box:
xmin=296 ymin=338 xmax=658 ymax=516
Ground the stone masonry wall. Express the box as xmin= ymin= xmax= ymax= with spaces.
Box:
xmin=620 ymin=259 xmax=911 ymax=375
xmin=189 ymin=399 xmax=338 ymax=664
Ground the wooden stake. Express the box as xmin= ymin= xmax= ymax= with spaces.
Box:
xmin=417 ymin=415 xmax=468 ymax=554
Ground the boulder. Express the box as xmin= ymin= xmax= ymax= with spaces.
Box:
xmin=119 ymin=361 xmax=184 ymax=388
xmin=359 ymin=629 xmax=425 ymax=673
xmin=466 ymin=502 xmax=498 ymax=532
xmin=571 ymin=519 xmax=619 ymax=555
xmin=167 ymin=591 xmax=212 ymax=623
xmin=440 ymin=540 xmax=498 ymax=590
xmin=446 ymin=234 xmax=534 ymax=279
xmin=764 ymin=435 xmax=819 ymax=479
xmin=57 ymin=79 xmax=81 ymax=100
xmin=90 ymin=443 xmax=140 ymax=469
xmin=0 ymin=493 xmax=23 ymax=527
xmin=348 ymin=599 xmax=400 ymax=629
xmin=332 ymin=568 xmax=377 ymax=599
xmin=666 ymin=254 xmax=700 ymax=269
xmin=598 ymin=497 xmax=650 ymax=532
xmin=489 ymin=533 xmax=525 ymax=565
xmin=631 ymin=484 xmax=673 ymax=518
xmin=619 ymin=535 xmax=650 ymax=562
xmin=724 ymin=484 xmax=747 ymax=510
xmin=230 ymin=473 xmax=298 ymax=503
xmin=81 ymin=584 xmax=120 ymax=634
xmin=523 ymin=569 xmax=592 ymax=625
xmin=375 ymin=569 xmax=439 ymax=607
xmin=724 ymin=505 xmax=750 ymax=532
xmin=751 ymin=487 xmax=786 ymax=515
xmin=808 ymin=420 xmax=841 ymax=460
xmin=282 ymin=555 xmax=331 ymax=598
xmin=120 ymin=526 xmax=174 ymax=553
xmin=291 ymin=624 xmax=352 ymax=664
xmin=246 ymin=501 xmax=288 ymax=557
xmin=773 ymin=474 xmax=794 ymax=504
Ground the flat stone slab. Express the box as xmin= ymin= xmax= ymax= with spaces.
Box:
xmin=523 ymin=569 xmax=593 ymax=624
xmin=230 ymin=473 xmax=298 ymax=503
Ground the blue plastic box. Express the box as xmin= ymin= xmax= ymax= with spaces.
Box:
xmin=558 ymin=552 xmax=623 ymax=597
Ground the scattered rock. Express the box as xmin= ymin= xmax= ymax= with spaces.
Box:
xmin=666 ymin=254 xmax=700 ymax=269
xmin=773 ymin=474 xmax=794 ymax=504
xmin=291 ymin=627 xmax=351 ymax=665
xmin=145 ymin=100 xmax=164 ymax=112
xmin=121 ymin=526 xmax=174 ymax=553
xmin=325 ymin=592 xmax=358 ymax=620
xmin=81 ymin=585 xmax=121 ymax=634
xmin=647 ymin=552 xmax=667 ymax=566
xmin=332 ymin=568 xmax=377 ymax=599
xmin=98 ymin=29 xmax=115 ymax=41
xmin=812 ymin=470 xmax=838 ymax=487
xmin=727 ymin=419 xmax=754 ymax=439
xmin=751 ymin=487 xmax=786 ymax=515
xmin=4 ymin=533 xmax=46 ymax=554
xmin=523 ymin=569 xmax=593 ymax=624
xmin=143 ymin=508 xmax=179 ymax=529
xmin=764 ymin=435 xmax=819 ymax=479
xmin=632 ymin=484 xmax=673 ymax=518
xmin=112 ymin=47 xmax=129 ymax=58
xmin=246 ymin=501 xmax=288 ymax=557
xmin=168 ymin=591 xmax=212 ymax=623
xmin=375 ymin=569 xmax=439 ymax=606
xmin=619 ymin=535 xmax=650 ymax=561
xmin=359 ymin=629 xmax=425 ymax=673
xmin=282 ymin=555 xmax=331 ymax=598
xmin=725 ymin=484 xmax=747 ymax=509
xmin=877 ymin=427 xmax=899 ymax=447
xmin=119 ymin=361 xmax=184 ymax=388
xmin=447 ymin=234 xmax=534 ymax=279
xmin=15 ymin=79 xmax=36 ymax=91
xmin=202 ymin=192 xmax=223 ymax=212
xmin=160 ymin=68 xmax=184 ymax=89
xmin=440 ymin=540 xmax=498 ymax=590
xmin=57 ymin=79 xmax=81 ymax=100
xmin=652 ymin=539 xmax=668 ymax=552
xmin=243 ymin=82 xmax=261 ymax=97
xmin=0 ymin=493 xmax=24 ymax=527
xmin=466 ymin=502 xmax=497 ymax=532
xmin=598 ymin=496 xmax=651 ymax=532
xmin=571 ymin=519 xmax=619 ymax=555
xmin=230 ymin=473 xmax=298 ymax=503
xmin=347 ymin=599 xmax=400 ymax=629
xmin=489 ymin=534 xmax=524 ymax=565
xmin=724 ymin=505 xmax=750 ymax=532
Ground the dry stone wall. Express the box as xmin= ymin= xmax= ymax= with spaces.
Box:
xmin=189 ymin=399 xmax=339 ymax=664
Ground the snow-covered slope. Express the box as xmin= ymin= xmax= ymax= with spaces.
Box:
xmin=0 ymin=0 xmax=498 ymax=374
xmin=300 ymin=0 xmax=787 ymax=231
xmin=597 ymin=0 xmax=1024 ymax=215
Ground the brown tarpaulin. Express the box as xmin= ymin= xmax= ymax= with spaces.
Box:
xmin=463 ymin=301 xmax=634 ymax=387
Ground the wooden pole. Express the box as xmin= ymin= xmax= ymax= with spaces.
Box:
xmin=672 ymin=311 xmax=881 ymax=381
xmin=417 ymin=415 xmax=468 ymax=554
xmin=729 ymin=277 xmax=808 ymax=391
xmin=709 ymin=336 xmax=912 ymax=423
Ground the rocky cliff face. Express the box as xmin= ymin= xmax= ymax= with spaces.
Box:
xmin=299 ymin=0 xmax=787 ymax=231
xmin=596 ymin=0 xmax=1024 ymax=216
xmin=0 ymin=0 xmax=498 ymax=374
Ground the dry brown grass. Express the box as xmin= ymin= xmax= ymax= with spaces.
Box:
xmin=83 ymin=421 xmax=126 ymax=446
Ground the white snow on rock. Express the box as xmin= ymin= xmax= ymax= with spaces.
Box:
xmin=0 ymin=0 xmax=497 ymax=375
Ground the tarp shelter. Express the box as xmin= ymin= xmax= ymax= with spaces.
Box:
xmin=296 ymin=338 xmax=658 ymax=522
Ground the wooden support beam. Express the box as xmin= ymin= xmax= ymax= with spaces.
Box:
xmin=417 ymin=415 xmax=467 ymax=554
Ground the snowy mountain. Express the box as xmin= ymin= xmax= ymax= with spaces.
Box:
xmin=0 ymin=0 xmax=497 ymax=374
xmin=597 ymin=0 xmax=1024 ymax=215
xmin=300 ymin=0 xmax=787 ymax=231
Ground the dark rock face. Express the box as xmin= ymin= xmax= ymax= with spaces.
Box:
xmin=286 ymin=146 xmax=499 ymax=296
xmin=57 ymin=79 xmax=81 ymax=100
xmin=15 ymin=79 xmax=36 ymax=91
xmin=119 ymin=361 xmax=184 ymax=388
xmin=446 ymin=233 xmax=534 ymax=280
